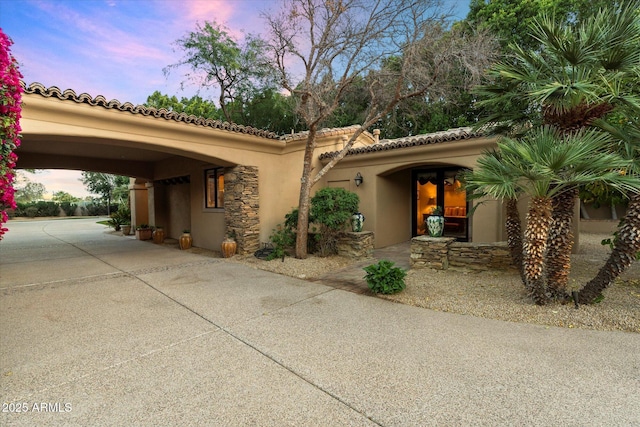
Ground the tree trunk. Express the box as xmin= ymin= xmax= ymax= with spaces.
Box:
xmin=577 ymin=193 xmax=640 ymax=304
xmin=295 ymin=127 xmax=318 ymax=259
xmin=523 ymin=196 xmax=553 ymax=305
xmin=546 ymin=188 xmax=578 ymax=300
xmin=505 ymin=198 xmax=524 ymax=283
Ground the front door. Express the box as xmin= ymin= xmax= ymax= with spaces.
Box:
xmin=412 ymin=168 xmax=468 ymax=241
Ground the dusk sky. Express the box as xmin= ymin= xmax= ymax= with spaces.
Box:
xmin=1 ymin=0 xmax=470 ymax=198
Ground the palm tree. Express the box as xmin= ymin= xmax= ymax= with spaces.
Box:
xmin=577 ymin=117 xmax=640 ymax=303
xmin=464 ymin=126 xmax=638 ymax=305
xmin=473 ymin=1 xmax=640 ymax=294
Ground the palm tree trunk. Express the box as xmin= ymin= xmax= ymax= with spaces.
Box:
xmin=505 ymin=197 xmax=524 ymax=283
xmin=523 ymin=196 xmax=553 ymax=305
xmin=577 ymin=193 xmax=640 ymax=304
xmin=546 ymin=188 xmax=578 ymax=299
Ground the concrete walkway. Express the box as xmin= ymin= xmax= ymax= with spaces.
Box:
xmin=1 ymin=218 xmax=638 ymax=426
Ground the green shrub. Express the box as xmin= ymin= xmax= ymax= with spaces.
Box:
xmin=268 ymin=224 xmax=296 ymax=260
xmin=60 ymin=202 xmax=78 ymax=216
xmin=25 ymin=206 xmax=38 ymax=218
xmin=310 ymin=187 xmax=359 ymax=256
xmin=35 ymin=201 xmax=60 ymax=217
xmin=363 ymin=260 xmax=407 ymax=294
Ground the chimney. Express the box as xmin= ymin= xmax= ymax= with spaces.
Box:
xmin=373 ymin=129 xmax=380 ymax=143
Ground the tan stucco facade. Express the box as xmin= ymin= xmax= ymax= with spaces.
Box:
xmin=319 ymin=135 xmax=501 ymax=247
xmin=18 ymin=83 xmax=505 ymax=252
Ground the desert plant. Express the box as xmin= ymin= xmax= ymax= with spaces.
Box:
xmin=363 ymin=260 xmax=407 ymax=295
xmin=107 ymin=205 xmax=131 ymax=231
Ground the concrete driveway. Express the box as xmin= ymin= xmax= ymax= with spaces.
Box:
xmin=1 ymin=218 xmax=638 ymax=426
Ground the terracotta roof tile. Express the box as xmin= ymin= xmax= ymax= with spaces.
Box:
xmin=22 ymin=82 xmax=280 ymax=139
xmin=318 ymin=127 xmax=482 ymax=160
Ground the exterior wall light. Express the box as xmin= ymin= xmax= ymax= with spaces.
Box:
xmin=354 ymin=172 xmax=363 ymax=187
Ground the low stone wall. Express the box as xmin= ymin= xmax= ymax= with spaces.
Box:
xmin=410 ymin=236 xmax=455 ymax=270
xmin=411 ymin=236 xmax=514 ymax=271
xmin=337 ymin=231 xmax=374 ymax=260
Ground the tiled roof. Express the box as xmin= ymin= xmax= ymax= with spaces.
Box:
xmin=22 ymin=82 xmax=280 ymax=139
xmin=318 ymin=127 xmax=482 ymax=160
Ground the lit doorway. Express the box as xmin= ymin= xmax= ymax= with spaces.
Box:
xmin=412 ymin=168 xmax=468 ymax=241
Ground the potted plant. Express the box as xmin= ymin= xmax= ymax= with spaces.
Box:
xmin=152 ymin=226 xmax=165 ymax=244
xmin=426 ymin=206 xmax=444 ymax=237
xmin=221 ymin=230 xmax=237 ymax=258
xmin=179 ymin=229 xmax=193 ymax=250
xmin=135 ymin=224 xmax=152 ymax=240
xmin=121 ymin=221 xmax=131 ymax=236
xmin=110 ymin=205 xmax=131 ymax=234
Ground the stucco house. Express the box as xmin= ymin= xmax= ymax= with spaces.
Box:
xmin=19 ymin=82 xmax=510 ymax=253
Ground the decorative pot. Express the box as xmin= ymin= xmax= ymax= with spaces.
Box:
xmin=179 ymin=232 xmax=193 ymax=250
xmin=121 ymin=225 xmax=131 ymax=236
xmin=221 ymin=238 xmax=237 ymax=258
xmin=351 ymin=212 xmax=365 ymax=232
xmin=426 ymin=215 xmax=445 ymax=237
xmin=136 ymin=228 xmax=152 ymax=240
xmin=152 ymin=228 xmax=165 ymax=244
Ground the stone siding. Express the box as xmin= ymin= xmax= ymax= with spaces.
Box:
xmin=411 ymin=236 xmax=514 ymax=271
xmin=410 ymin=236 xmax=455 ymax=270
xmin=224 ymin=166 xmax=259 ymax=255
xmin=337 ymin=231 xmax=375 ymax=260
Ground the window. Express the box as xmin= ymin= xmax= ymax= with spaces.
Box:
xmin=205 ymin=168 xmax=224 ymax=208
xmin=413 ymin=167 xmax=468 ymax=241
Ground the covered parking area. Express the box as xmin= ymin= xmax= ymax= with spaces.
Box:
xmin=17 ymin=84 xmax=312 ymax=253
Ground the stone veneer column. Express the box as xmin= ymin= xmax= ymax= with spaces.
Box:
xmin=410 ymin=236 xmax=456 ymax=270
xmin=223 ymin=166 xmax=259 ymax=255
xmin=337 ymin=231 xmax=375 ymax=260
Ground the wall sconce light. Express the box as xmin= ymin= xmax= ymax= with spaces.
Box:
xmin=354 ymin=172 xmax=363 ymax=187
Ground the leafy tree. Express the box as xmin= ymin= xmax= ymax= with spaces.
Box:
xmin=227 ymin=89 xmax=303 ymax=134
xmin=14 ymin=172 xmax=46 ymax=203
xmin=464 ymin=0 xmax=625 ymax=51
xmin=264 ymin=0 xmax=496 ymax=258
xmin=51 ymin=191 xmax=80 ymax=203
xmin=80 ymin=172 xmax=129 ymax=216
xmin=165 ymin=20 xmax=277 ymax=122
xmin=144 ymin=91 xmax=221 ymax=120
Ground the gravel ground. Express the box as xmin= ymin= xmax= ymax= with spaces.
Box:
xmin=228 ymin=253 xmax=355 ymax=280
xmin=227 ymin=234 xmax=639 ymax=333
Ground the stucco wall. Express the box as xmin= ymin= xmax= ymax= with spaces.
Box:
xmin=321 ymin=136 xmax=501 ymax=248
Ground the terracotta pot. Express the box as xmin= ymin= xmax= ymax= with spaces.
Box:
xmin=136 ymin=228 xmax=152 ymax=240
xmin=152 ymin=228 xmax=165 ymax=244
xmin=221 ymin=238 xmax=237 ymax=258
xmin=179 ymin=233 xmax=192 ymax=250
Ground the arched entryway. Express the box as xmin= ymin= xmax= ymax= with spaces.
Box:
xmin=412 ymin=167 xmax=469 ymax=241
